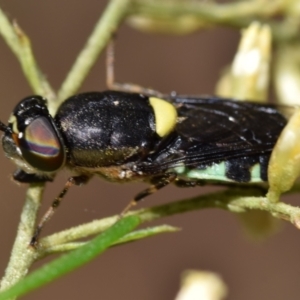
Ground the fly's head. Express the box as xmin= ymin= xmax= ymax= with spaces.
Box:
xmin=1 ymin=96 xmax=66 ymax=175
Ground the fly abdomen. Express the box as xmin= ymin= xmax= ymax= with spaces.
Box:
xmin=172 ymin=153 xmax=270 ymax=183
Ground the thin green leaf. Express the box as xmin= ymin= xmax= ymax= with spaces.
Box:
xmin=113 ymin=225 xmax=180 ymax=245
xmin=39 ymin=224 xmax=179 ymax=257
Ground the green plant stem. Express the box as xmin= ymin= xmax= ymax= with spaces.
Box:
xmin=56 ymin=0 xmax=130 ymax=109
xmin=130 ymin=0 xmax=297 ymax=42
xmin=0 ymin=185 xmax=44 ymax=295
xmin=131 ymin=0 xmax=284 ymax=25
xmin=0 ymin=8 xmax=55 ymax=101
xmin=0 ymin=216 xmax=140 ymax=300
xmin=40 ymin=187 xmax=300 ymax=251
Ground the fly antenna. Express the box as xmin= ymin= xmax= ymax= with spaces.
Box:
xmin=0 ymin=120 xmax=11 ymax=134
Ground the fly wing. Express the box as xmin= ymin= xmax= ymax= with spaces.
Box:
xmin=175 ymin=96 xmax=286 ymax=146
xmin=143 ymin=96 xmax=288 ymax=172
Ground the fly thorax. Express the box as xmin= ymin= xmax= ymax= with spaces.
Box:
xmin=55 ymin=92 xmax=178 ymax=168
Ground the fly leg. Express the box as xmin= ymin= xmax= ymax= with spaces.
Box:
xmin=13 ymin=169 xmax=54 ymax=183
xmin=106 ymin=40 xmax=165 ymax=98
xmin=30 ymin=175 xmax=90 ymax=248
xmin=120 ymin=173 xmax=177 ymax=217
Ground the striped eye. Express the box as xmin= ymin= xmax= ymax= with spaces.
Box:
xmin=17 ymin=116 xmax=65 ymax=172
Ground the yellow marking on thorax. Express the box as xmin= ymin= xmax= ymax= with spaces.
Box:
xmin=8 ymin=115 xmax=19 ymax=134
xmin=149 ymin=97 xmax=177 ymax=137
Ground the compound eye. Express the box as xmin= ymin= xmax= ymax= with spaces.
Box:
xmin=18 ymin=117 xmax=65 ymax=172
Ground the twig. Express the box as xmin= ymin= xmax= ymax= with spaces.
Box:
xmin=0 ymin=185 xmax=44 ymax=292
xmin=56 ymin=0 xmax=130 ymax=109
xmin=0 ymin=9 xmax=55 ymax=102
xmin=129 ymin=0 xmax=298 ymax=42
xmin=40 ymin=187 xmax=300 ymax=251
xmin=130 ymin=0 xmax=285 ymax=27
